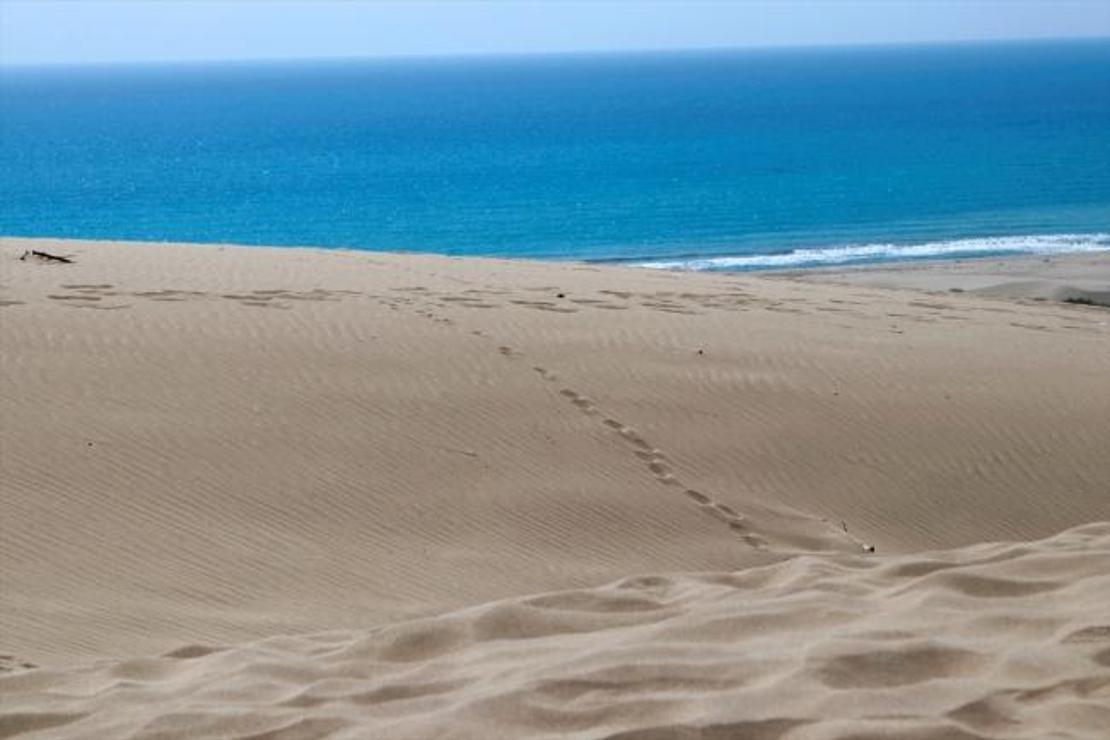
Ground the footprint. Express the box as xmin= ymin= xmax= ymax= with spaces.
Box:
xmin=715 ymin=503 xmax=739 ymax=518
xmin=284 ymin=290 xmax=340 ymax=302
xmin=0 ymin=654 xmax=37 ymax=671
xmin=48 ymin=294 xmax=100 ymax=301
xmin=684 ymin=489 xmax=710 ymax=504
xmin=741 ymin=533 xmax=769 ymax=549
xmin=618 ymin=427 xmax=651 ymax=450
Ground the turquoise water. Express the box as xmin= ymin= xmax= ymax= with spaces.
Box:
xmin=2 ymin=40 xmax=1109 ymax=269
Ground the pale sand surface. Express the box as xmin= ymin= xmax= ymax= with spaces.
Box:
xmin=2 ymin=237 xmax=1109 ymax=738
xmin=771 ymin=252 xmax=1110 ymax=306
xmin=3 ymin=523 xmax=1109 ymax=739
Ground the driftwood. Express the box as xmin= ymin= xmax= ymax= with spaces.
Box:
xmin=20 ymin=249 xmax=74 ymax=264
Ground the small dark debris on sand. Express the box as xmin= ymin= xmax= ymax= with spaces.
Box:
xmin=20 ymin=249 xmax=74 ymax=264
xmin=1063 ymin=296 xmax=1109 ymax=308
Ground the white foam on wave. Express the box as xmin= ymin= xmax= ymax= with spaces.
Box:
xmin=635 ymin=233 xmax=1110 ymax=271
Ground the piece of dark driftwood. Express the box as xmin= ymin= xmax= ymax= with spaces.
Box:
xmin=20 ymin=250 xmax=74 ymax=264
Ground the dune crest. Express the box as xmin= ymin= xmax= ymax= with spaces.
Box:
xmin=3 ymin=522 xmax=1109 ymax=739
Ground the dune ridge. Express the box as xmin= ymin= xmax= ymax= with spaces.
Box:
xmin=3 ymin=522 xmax=1109 ymax=739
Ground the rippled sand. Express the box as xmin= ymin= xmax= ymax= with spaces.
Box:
xmin=2 ymin=238 xmax=1108 ymax=738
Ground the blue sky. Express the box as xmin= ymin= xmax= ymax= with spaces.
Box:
xmin=2 ymin=1 xmax=1108 ymax=66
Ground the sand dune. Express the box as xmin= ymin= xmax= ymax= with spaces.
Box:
xmin=2 ymin=238 xmax=1109 ymax=737
xmin=3 ymin=522 xmax=1109 ymax=739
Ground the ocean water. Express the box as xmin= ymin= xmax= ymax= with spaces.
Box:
xmin=2 ymin=40 xmax=1109 ymax=270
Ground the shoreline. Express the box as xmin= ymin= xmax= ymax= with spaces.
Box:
xmin=9 ymin=233 xmax=1110 ymax=297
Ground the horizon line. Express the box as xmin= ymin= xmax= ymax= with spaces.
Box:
xmin=3 ymin=33 xmax=1108 ymax=71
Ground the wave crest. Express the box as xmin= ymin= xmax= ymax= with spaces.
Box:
xmin=635 ymin=233 xmax=1110 ymax=271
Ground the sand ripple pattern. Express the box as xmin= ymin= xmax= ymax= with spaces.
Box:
xmin=3 ymin=523 xmax=1108 ymax=740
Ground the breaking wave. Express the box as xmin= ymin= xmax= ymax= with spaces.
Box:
xmin=633 ymin=233 xmax=1110 ymax=271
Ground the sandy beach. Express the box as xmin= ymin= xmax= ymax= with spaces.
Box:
xmin=2 ymin=237 xmax=1109 ymax=739
xmin=770 ymin=251 xmax=1110 ymax=306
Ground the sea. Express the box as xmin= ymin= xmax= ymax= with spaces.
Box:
xmin=2 ymin=39 xmax=1109 ymax=271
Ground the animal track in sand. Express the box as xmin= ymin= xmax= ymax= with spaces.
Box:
xmin=533 ymin=367 xmax=559 ymax=382
xmin=557 ymin=388 xmax=598 ymax=414
xmin=46 ymin=284 xmax=361 ymax=311
xmin=134 ymin=289 xmax=207 ymax=302
xmin=521 ymin=366 xmax=768 ymax=548
xmin=220 ymin=288 xmax=350 ymax=308
xmin=424 ymin=286 xmax=769 ymax=320
xmin=48 ymin=294 xmax=101 ymax=301
xmin=510 ymin=299 xmax=579 ymax=314
xmin=373 ymin=288 xmax=858 ymax=553
xmin=683 ymin=489 xmax=710 ymax=504
xmin=0 ymin=654 xmax=36 ymax=672
xmin=47 ymin=284 xmax=131 ymax=309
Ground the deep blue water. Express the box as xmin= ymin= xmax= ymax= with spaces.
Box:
xmin=2 ymin=40 xmax=1109 ymax=270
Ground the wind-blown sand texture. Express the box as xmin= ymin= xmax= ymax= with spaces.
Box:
xmin=3 ymin=523 xmax=1109 ymax=740
xmin=2 ymin=238 xmax=1109 ymax=738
